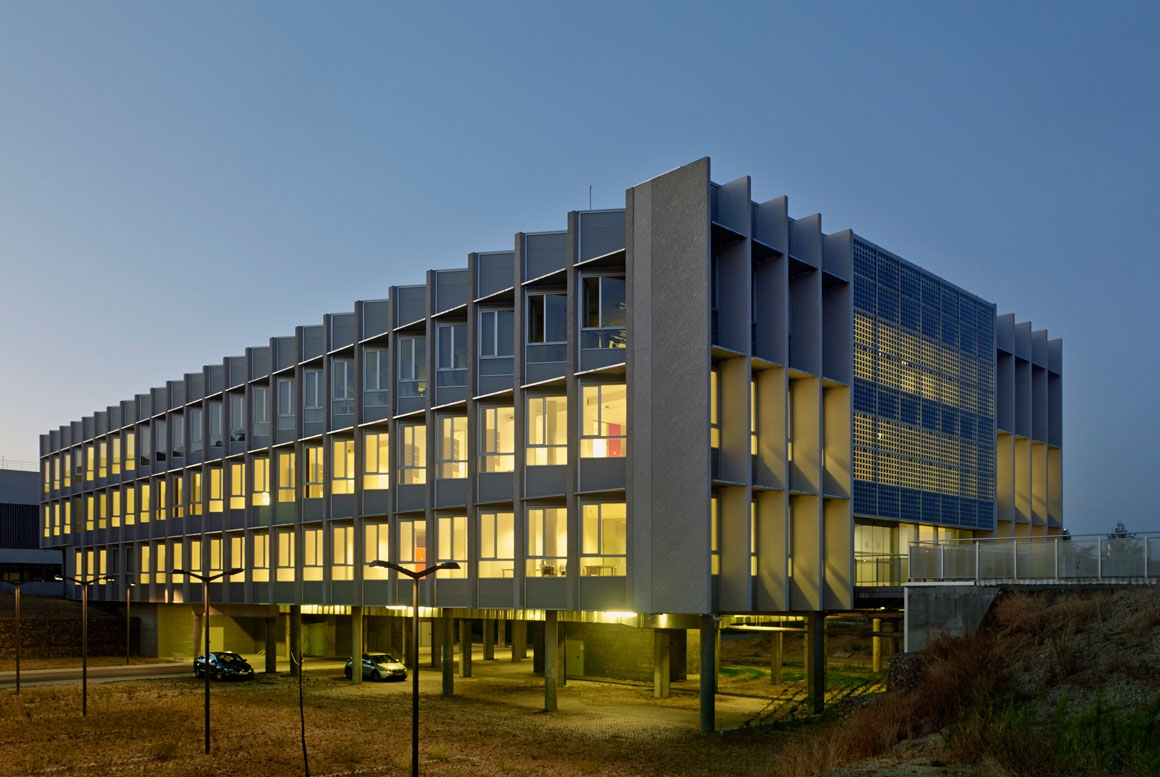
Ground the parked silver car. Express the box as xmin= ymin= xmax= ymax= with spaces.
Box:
xmin=345 ymin=652 xmax=407 ymax=681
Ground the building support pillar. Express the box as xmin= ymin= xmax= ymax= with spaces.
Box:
xmin=288 ymin=605 xmax=302 ymax=677
xmin=805 ymin=612 xmax=826 ymax=715
xmin=497 ymin=617 xmax=506 ymax=648
xmin=511 ymin=618 xmax=526 ymax=662
xmin=459 ymin=619 xmax=472 ymax=677
xmin=430 ymin=616 xmax=441 ymax=668
xmin=441 ymin=614 xmax=454 ymax=697
xmin=544 ymin=612 xmax=558 ymax=711
xmin=653 ymin=629 xmax=671 ymax=699
xmin=699 ymin=615 xmax=716 ymax=734
xmin=264 ymin=615 xmax=278 ymax=674
xmin=350 ymin=607 xmax=363 ymax=684
xmin=771 ymin=631 xmax=783 ymax=684
xmin=483 ymin=617 xmax=495 ymax=660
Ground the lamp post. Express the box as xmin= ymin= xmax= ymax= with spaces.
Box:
xmin=125 ymin=581 xmax=135 ymax=666
xmin=54 ymin=574 xmax=115 ymax=715
xmin=3 ymin=580 xmax=37 ymax=695
xmin=368 ymin=560 xmax=459 ymax=777
xmin=172 ymin=567 xmax=244 ymax=754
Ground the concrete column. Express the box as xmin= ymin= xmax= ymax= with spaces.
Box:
xmin=350 ymin=607 xmax=363 ymax=684
xmin=289 ymin=605 xmax=302 ymax=677
xmin=653 ymin=629 xmax=671 ymax=699
xmin=699 ymin=615 xmax=716 ymax=734
xmin=483 ymin=617 xmax=495 ymax=660
xmin=714 ymin=626 xmax=720 ymax=692
xmin=497 ymin=617 xmax=506 ymax=648
xmin=441 ymin=614 xmax=454 ymax=697
xmin=192 ymin=610 xmax=203 ymax=660
xmin=459 ymin=619 xmax=472 ymax=677
xmin=770 ymin=631 xmax=783 ymax=684
xmin=544 ymin=612 xmax=558 ymax=712
xmin=511 ymin=618 xmax=526 ymax=662
xmin=264 ymin=616 xmax=277 ymax=674
xmin=805 ymin=612 xmax=826 ymax=715
xmin=430 ymin=617 xmax=441 ymax=668
xmin=872 ymin=618 xmax=882 ymax=674
xmin=557 ymin=619 xmax=566 ymax=686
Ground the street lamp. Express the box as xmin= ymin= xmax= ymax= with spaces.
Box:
xmin=171 ymin=567 xmax=244 ymax=754
xmin=54 ymin=574 xmax=115 ymax=715
xmin=3 ymin=580 xmax=38 ymax=695
xmin=368 ymin=560 xmax=459 ymax=777
xmin=124 ymin=581 xmax=135 ymax=665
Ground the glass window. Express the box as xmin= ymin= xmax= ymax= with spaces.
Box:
xmin=527 ymin=395 xmax=567 ymax=466
xmin=437 ymin=515 xmax=467 ymax=578
xmin=229 ymin=394 xmax=246 ymax=442
xmin=251 ymin=531 xmax=269 ymax=582
xmin=580 ymin=275 xmax=626 ymax=349
xmin=85 ymin=443 xmax=95 ymax=481
xmin=277 ymin=450 xmax=296 ymax=504
xmin=252 ymin=457 xmax=270 ymax=506
xmin=398 ymin=518 xmax=427 ymax=571
xmin=526 ymin=292 xmax=567 ymax=362
xmin=332 ymin=359 xmax=355 ymax=418
xmin=399 ymin=424 xmax=427 ymax=485
xmin=171 ymin=414 xmax=184 ymax=458
xmin=436 ymin=323 xmax=468 ymax=388
xmin=208 ymin=466 xmax=223 ymax=512
xmin=332 ymin=439 xmax=355 ymax=494
xmin=364 ymin=348 xmax=390 ymax=407
xmin=711 ymin=495 xmax=719 ymax=575
xmin=208 ymin=401 xmax=223 ymax=449
xmin=303 ymin=525 xmax=323 ymax=581
xmin=109 ymin=436 xmax=121 ymax=477
xmin=139 ymin=482 xmax=151 ymax=523
xmin=363 ymin=430 xmax=389 ymax=490
xmin=97 ymin=440 xmax=107 ymax=479
xmin=228 ymin=461 xmax=245 ymax=509
xmin=155 ymin=420 xmax=167 ymax=462
xmin=364 ymin=522 xmax=390 ymax=577
xmin=479 ymin=309 xmax=514 ymax=358
xmin=750 ymin=379 xmax=758 ymax=456
xmin=710 ymin=369 xmax=720 ymax=449
xmin=332 ymin=524 xmax=354 ymax=581
xmin=580 ymin=384 xmax=626 ymax=458
xmin=437 ymin=416 xmax=468 ymax=479
xmin=124 ymin=485 xmax=135 ymax=526
xmin=252 ymin=387 xmax=270 ymax=437
xmin=397 ymin=336 xmax=427 ymax=398
xmin=479 ymin=511 xmax=514 ymax=578
xmin=189 ymin=407 xmax=203 ymax=454
xmin=479 ymin=406 xmax=515 ymax=473
xmin=229 ymin=533 xmax=244 ymax=573
xmin=276 ymin=528 xmax=295 ymax=582
xmin=304 ymin=445 xmax=324 ymax=498
xmin=526 ymin=506 xmax=567 ymax=577
xmin=303 ymin=370 xmax=324 ymax=423
xmin=276 ymin=379 xmax=295 ymax=431
xmin=581 ymin=502 xmax=626 ymax=575
xmin=189 ymin=470 xmax=203 ymax=516
xmin=171 ymin=475 xmax=183 ymax=518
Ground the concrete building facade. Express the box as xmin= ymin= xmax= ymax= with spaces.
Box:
xmin=37 ymin=158 xmax=1061 ymax=722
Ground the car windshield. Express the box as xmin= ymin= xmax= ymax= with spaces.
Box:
xmin=366 ymin=654 xmax=397 ymax=664
xmin=216 ymin=653 xmax=247 ymax=666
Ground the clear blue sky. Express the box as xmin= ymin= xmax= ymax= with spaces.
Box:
xmin=1 ymin=2 xmax=1156 ymax=536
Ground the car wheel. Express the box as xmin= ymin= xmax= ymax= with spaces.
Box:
xmin=194 ymin=666 xmax=202 ymax=679
xmin=345 ymin=667 xmax=352 ymax=679
xmin=371 ymin=669 xmax=381 ymax=682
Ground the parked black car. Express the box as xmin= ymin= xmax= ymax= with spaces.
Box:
xmin=345 ymin=652 xmax=407 ymax=681
xmin=194 ymin=651 xmax=255 ymax=681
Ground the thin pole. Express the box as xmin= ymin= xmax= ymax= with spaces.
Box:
xmin=411 ymin=578 xmax=419 ymax=777
xmin=14 ymin=585 xmax=20 ymax=695
xmin=81 ymin=584 xmax=88 ymax=716
xmin=125 ymin=585 xmax=131 ymax=665
xmin=204 ymin=579 xmax=211 ymax=754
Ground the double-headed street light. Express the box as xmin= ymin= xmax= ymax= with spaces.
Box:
xmin=368 ymin=560 xmax=459 ymax=777
xmin=125 ymin=581 xmax=136 ymax=666
xmin=172 ymin=567 xmax=244 ymax=754
xmin=54 ymin=574 xmax=115 ymax=715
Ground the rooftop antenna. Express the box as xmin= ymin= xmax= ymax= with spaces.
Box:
xmin=588 ymin=185 xmax=592 ymax=210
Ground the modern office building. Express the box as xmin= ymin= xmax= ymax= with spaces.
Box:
xmin=1 ymin=464 xmax=61 ymax=589
xmin=38 ymin=157 xmax=1061 ymax=723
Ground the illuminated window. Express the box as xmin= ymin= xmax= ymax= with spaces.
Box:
xmin=172 ymin=475 xmax=183 ymax=519
xmin=64 ymin=499 xmax=72 ymax=534
xmin=139 ymin=482 xmax=151 ymax=524
xmin=252 ymin=457 xmax=270 ymax=506
xmin=276 ymin=528 xmax=295 ymax=582
xmin=580 ymin=274 xmax=626 ymax=349
xmin=398 ymin=518 xmax=427 ymax=571
xmin=277 ymin=450 xmax=296 ymax=503
xmin=580 ymin=502 xmax=626 ymax=576
xmin=526 ymin=506 xmax=567 ymax=577
xmin=527 ymin=395 xmax=567 ymax=465
xmin=750 ymin=380 xmax=758 ymax=456
xmin=365 ymin=522 xmax=389 ymax=577
xmin=96 ymin=492 xmax=107 ymax=530
xmin=437 ymin=515 xmax=467 ymax=578
xmin=85 ymin=444 xmax=95 ymax=482
xmin=364 ymin=348 xmax=390 ymax=408
xmin=139 ymin=544 xmax=151 ymax=586
xmin=749 ymin=502 xmax=757 ymax=577
xmin=397 ymin=336 xmax=427 ymax=398
xmin=208 ymin=535 xmax=223 ymax=573
xmin=303 ymin=526 xmax=323 ymax=581
xmin=710 ymin=370 xmax=720 ymax=449
xmin=251 ymin=531 xmax=270 ymax=582
xmin=229 ymin=534 xmax=243 ymax=573
xmin=97 ymin=440 xmax=107 ymax=479
xmin=332 ymin=359 xmax=355 ymax=419
xmin=363 ymin=431 xmax=389 ymax=490
xmin=154 ymin=542 xmax=167 ymax=584
xmin=124 ymin=485 xmax=135 ymax=526
xmin=110 ymin=488 xmax=121 ymax=528
xmin=208 ymin=466 xmax=223 ymax=513
xmin=332 ymin=439 xmax=355 ymax=494
xmin=188 ymin=470 xmax=203 ymax=516
xmin=399 ymin=424 xmax=427 ymax=485
xmin=580 ymin=384 xmax=626 ymax=458
xmin=155 ymin=479 xmax=167 ymax=522
xmin=228 ymin=461 xmax=246 ymax=509
xmin=479 ymin=406 xmax=515 ymax=473
xmin=63 ymin=450 xmax=72 ymax=487
xmin=304 ymin=445 xmax=324 ymax=498
xmin=711 ymin=496 xmax=719 ymax=575
xmin=437 ymin=416 xmax=468 ymax=479
xmin=52 ymin=454 xmax=61 ymax=490
xmin=332 ymin=524 xmax=354 ymax=580
xmin=478 ymin=511 xmax=514 ymax=578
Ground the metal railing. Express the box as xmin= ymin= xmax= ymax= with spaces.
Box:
xmin=855 ymin=553 xmax=908 ymax=587
xmin=909 ymin=532 xmax=1160 ymax=582
xmin=0 ymin=458 xmax=38 ymax=472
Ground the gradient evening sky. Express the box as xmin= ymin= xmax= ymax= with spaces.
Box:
xmin=1 ymin=2 xmax=1156 ymax=536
